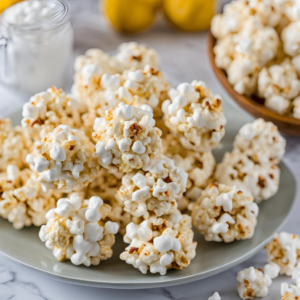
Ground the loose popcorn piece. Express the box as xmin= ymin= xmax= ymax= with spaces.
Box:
xmin=284 ymin=0 xmax=300 ymax=22
xmin=233 ymin=118 xmax=286 ymax=165
xmin=162 ymin=134 xmax=216 ymax=210
xmin=263 ymin=262 xmax=280 ymax=279
xmin=282 ymin=21 xmax=300 ymax=57
xmin=92 ymin=103 xmax=162 ymax=173
xmin=281 ymin=283 xmax=300 ymax=299
xmin=258 ymin=59 xmax=300 ymax=114
xmin=208 ymin=292 xmax=221 ymax=300
xmin=120 ymin=213 xmax=197 ymax=275
xmin=0 ymin=166 xmax=61 ymax=229
xmin=27 ymin=125 xmax=98 ymax=193
xmin=214 ymin=35 xmax=236 ymax=71
xmin=21 ymin=87 xmax=85 ymax=141
xmin=215 ymin=149 xmax=280 ymax=203
xmin=0 ymin=118 xmax=32 ymax=172
xmin=162 ymin=81 xmax=226 ymax=152
xmin=265 ymin=232 xmax=300 ymax=276
xmin=293 ymin=96 xmax=300 ymax=119
xmin=191 ymin=183 xmax=258 ymax=243
xmin=116 ymin=155 xmax=188 ymax=218
xmin=237 ymin=267 xmax=272 ymax=299
xmin=39 ymin=194 xmax=119 ymax=266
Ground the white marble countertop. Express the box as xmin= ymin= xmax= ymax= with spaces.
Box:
xmin=0 ymin=1 xmax=300 ymax=299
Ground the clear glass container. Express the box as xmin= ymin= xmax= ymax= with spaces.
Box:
xmin=0 ymin=0 xmax=73 ymax=94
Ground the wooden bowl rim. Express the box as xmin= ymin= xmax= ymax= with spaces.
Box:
xmin=207 ymin=32 xmax=300 ymax=127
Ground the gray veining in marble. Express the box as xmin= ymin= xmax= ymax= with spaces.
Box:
xmin=0 ymin=0 xmax=299 ymax=299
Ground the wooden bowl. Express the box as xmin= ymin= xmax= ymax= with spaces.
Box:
xmin=208 ymin=32 xmax=300 ymax=136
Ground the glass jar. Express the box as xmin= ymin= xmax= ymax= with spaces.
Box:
xmin=0 ymin=0 xmax=73 ymax=94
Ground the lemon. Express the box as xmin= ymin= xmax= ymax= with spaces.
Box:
xmin=104 ymin=0 xmax=161 ymax=34
xmin=0 ymin=0 xmax=23 ymax=14
xmin=163 ymin=0 xmax=218 ymax=32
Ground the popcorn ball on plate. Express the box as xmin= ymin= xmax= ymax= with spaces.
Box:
xmin=0 ymin=118 xmax=32 ymax=172
xmin=92 ymin=103 xmax=162 ymax=173
xmin=121 ymin=66 xmax=171 ymax=117
xmin=191 ymin=183 xmax=258 ymax=243
xmin=233 ymin=118 xmax=286 ymax=165
xmin=258 ymin=58 xmax=300 ymax=114
xmin=39 ymin=193 xmax=119 ymax=266
xmin=237 ymin=266 xmax=272 ymax=299
xmin=0 ymin=166 xmax=61 ymax=229
xmin=162 ymin=134 xmax=215 ymax=210
xmin=27 ymin=125 xmax=98 ymax=193
xmin=162 ymin=81 xmax=226 ymax=152
xmin=282 ymin=21 xmax=300 ymax=57
xmin=114 ymin=42 xmax=159 ymax=73
xmin=21 ymin=87 xmax=85 ymax=141
xmin=265 ymin=232 xmax=300 ymax=276
xmin=120 ymin=213 xmax=197 ymax=275
xmin=215 ymin=149 xmax=280 ymax=203
xmin=116 ymin=155 xmax=188 ymax=218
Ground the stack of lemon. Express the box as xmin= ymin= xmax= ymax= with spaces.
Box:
xmin=104 ymin=0 xmax=219 ymax=33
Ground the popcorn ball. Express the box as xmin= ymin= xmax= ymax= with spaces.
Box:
xmin=233 ymin=118 xmax=286 ymax=165
xmin=39 ymin=193 xmax=119 ymax=266
xmin=85 ymin=168 xmax=142 ymax=235
xmin=162 ymin=134 xmax=215 ymax=210
xmin=0 ymin=166 xmax=61 ymax=229
xmin=0 ymin=118 xmax=32 ymax=172
xmin=265 ymin=232 xmax=300 ymax=276
xmin=237 ymin=266 xmax=272 ymax=299
xmin=215 ymin=149 xmax=280 ymax=203
xmin=92 ymin=103 xmax=162 ymax=173
xmin=282 ymin=21 xmax=300 ymax=57
xmin=191 ymin=183 xmax=258 ymax=243
xmin=114 ymin=42 xmax=159 ymax=72
xmin=258 ymin=58 xmax=300 ymax=114
xmin=27 ymin=125 xmax=98 ymax=193
xmin=162 ymin=81 xmax=226 ymax=152
xmin=116 ymin=155 xmax=188 ymax=218
xmin=120 ymin=213 xmax=197 ymax=275
xmin=121 ymin=66 xmax=171 ymax=117
xmin=21 ymin=87 xmax=85 ymax=141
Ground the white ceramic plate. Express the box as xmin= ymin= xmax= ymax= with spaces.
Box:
xmin=0 ymin=102 xmax=296 ymax=289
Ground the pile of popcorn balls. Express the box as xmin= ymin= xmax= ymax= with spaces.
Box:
xmin=0 ymin=40 xmax=291 ymax=285
xmin=212 ymin=0 xmax=300 ymax=118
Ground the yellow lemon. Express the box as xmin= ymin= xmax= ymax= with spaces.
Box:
xmin=163 ymin=0 xmax=219 ymax=32
xmin=104 ymin=0 xmax=161 ymax=34
xmin=0 ymin=0 xmax=23 ymax=14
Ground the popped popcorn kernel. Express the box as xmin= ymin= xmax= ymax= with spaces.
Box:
xmin=237 ymin=266 xmax=272 ymax=299
xmin=265 ymin=232 xmax=300 ymax=276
